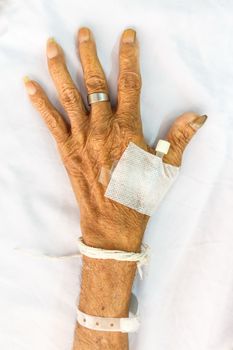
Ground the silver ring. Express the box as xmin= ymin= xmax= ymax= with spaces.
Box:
xmin=87 ymin=92 xmax=110 ymax=106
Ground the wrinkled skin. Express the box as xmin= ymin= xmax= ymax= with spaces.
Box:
xmin=24 ymin=27 xmax=207 ymax=253
xmin=24 ymin=27 xmax=207 ymax=350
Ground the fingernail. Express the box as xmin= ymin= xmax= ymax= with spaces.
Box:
xmin=47 ymin=37 xmax=59 ymax=58
xmin=23 ymin=76 xmax=37 ymax=95
xmin=189 ymin=114 xmax=208 ymax=130
xmin=78 ymin=27 xmax=90 ymax=43
xmin=23 ymin=75 xmax=30 ymax=83
xmin=122 ymin=29 xmax=136 ymax=43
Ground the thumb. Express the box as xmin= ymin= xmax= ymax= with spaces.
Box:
xmin=162 ymin=112 xmax=208 ymax=167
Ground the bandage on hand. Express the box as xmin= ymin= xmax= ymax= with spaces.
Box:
xmin=100 ymin=141 xmax=180 ymax=216
xmin=23 ymin=26 xmax=208 ymax=349
xmin=23 ymin=27 xmax=208 ymax=252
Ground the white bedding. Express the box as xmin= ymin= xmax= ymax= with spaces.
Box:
xmin=1 ymin=0 xmax=233 ymax=349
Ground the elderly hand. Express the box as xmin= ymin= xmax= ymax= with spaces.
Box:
xmin=24 ymin=27 xmax=207 ymax=350
xmin=24 ymin=27 xmax=207 ymax=254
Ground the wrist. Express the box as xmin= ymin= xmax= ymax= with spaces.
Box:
xmin=73 ymin=255 xmax=137 ymax=349
xmin=78 ymin=256 xmax=137 ymax=317
xmin=73 ymin=210 xmax=145 ymax=350
xmin=80 ymin=209 xmax=149 ymax=252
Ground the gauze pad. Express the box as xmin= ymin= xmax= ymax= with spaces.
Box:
xmin=104 ymin=142 xmax=180 ymax=216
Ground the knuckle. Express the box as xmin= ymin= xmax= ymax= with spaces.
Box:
xmin=60 ymin=84 xmax=80 ymax=110
xmin=35 ymin=96 xmax=48 ymax=113
xmin=50 ymin=61 xmax=62 ymax=78
xmin=35 ymin=97 xmax=58 ymax=129
xmin=120 ymin=46 xmax=138 ymax=63
xmin=116 ymin=112 xmax=139 ymax=132
xmin=45 ymin=112 xmax=58 ymax=130
xmin=170 ymin=126 xmax=190 ymax=150
xmin=85 ymin=74 xmax=107 ymax=92
xmin=49 ymin=56 xmax=64 ymax=71
xmin=118 ymin=71 xmax=141 ymax=91
xmin=182 ymin=127 xmax=192 ymax=144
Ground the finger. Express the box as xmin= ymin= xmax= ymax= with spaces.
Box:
xmin=46 ymin=38 xmax=87 ymax=133
xmin=77 ymin=27 xmax=112 ymax=120
xmin=116 ymin=28 xmax=142 ymax=117
xmin=162 ymin=112 xmax=208 ymax=166
xmin=23 ymin=77 xmax=70 ymax=144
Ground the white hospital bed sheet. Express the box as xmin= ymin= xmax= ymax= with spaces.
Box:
xmin=0 ymin=1 xmax=233 ymax=349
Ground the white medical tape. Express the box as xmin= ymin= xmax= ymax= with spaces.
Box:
xmin=104 ymin=142 xmax=180 ymax=216
xmin=77 ymin=292 xmax=140 ymax=333
xmin=77 ymin=237 xmax=150 ymax=280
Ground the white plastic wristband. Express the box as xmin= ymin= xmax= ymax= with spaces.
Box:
xmin=16 ymin=239 xmax=147 ymax=333
xmin=76 ymin=240 xmax=146 ymax=332
xmin=77 ymin=292 xmax=140 ymax=333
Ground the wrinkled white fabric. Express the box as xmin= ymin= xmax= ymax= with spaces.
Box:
xmin=105 ymin=142 xmax=180 ymax=215
xmin=1 ymin=1 xmax=233 ymax=350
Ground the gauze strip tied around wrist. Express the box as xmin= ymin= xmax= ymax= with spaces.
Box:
xmin=16 ymin=239 xmax=148 ymax=332
xmin=101 ymin=141 xmax=180 ymax=216
xmin=77 ymin=292 xmax=140 ymax=333
xmin=15 ymin=237 xmax=150 ymax=280
xmin=77 ymin=237 xmax=150 ymax=280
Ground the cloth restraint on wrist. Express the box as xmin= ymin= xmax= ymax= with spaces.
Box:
xmin=76 ymin=238 xmax=148 ymax=333
xmin=16 ymin=237 xmax=150 ymax=280
xmin=77 ymin=237 xmax=149 ymax=280
xmin=16 ymin=237 xmax=149 ymax=333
